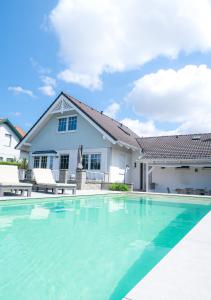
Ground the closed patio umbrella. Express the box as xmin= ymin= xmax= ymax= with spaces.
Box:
xmin=77 ymin=145 xmax=83 ymax=170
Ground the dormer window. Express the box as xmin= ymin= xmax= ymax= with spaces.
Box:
xmin=58 ymin=115 xmax=77 ymax=132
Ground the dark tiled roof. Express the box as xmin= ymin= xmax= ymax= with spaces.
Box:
xmin=63 ymin=92 xmax=140 ymax=148
xmin=137 ymin=133 xmax=211 ymax=160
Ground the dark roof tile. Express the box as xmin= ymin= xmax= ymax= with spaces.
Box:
xmin=137 ymin=134 xmax=211 ymax=160
xmin=63 ymin=92 xmax=140 ymax=148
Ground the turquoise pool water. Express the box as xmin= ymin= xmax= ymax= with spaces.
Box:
xmin=0 ymin=195 xmax=210 ymax=300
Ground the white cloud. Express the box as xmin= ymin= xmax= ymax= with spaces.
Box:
xmin=38 ymin=76 xmax=56 ymax=96
xmin=8 ymin=86 xmax=35 ymax=97
xmin=58 ymin=70 xmax=101 ymax=90
xmin=121 ymin=118 xmax=164 ymax=137
xmin=11 ymin=112 xmax=21 ymax=117
xmin=50 ymin=0 xmax=211 ymax=89
xmin=104 ymin=102 xmax=120 ymax=118
xmin=125 ymin=65 xmax=211 ymax=135
xmin=30 ymin=58 xmax=51 ymax=74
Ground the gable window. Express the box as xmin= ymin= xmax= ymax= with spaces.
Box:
xmin=82 ymin=154 xmax=89 ymax=170
xmin=60 ymin=155 xmax=69 ymax=170
xmin=33 ymin=156 xmax=40 ymax=168
xmin=68 ymin=116 xmax=77 ymax=131
xmin=41 ymin=156 xmax=47 ymax=168
xmin=58 ymin=116 xmax=77 ymax=132
xmin=5 ymin=134 xmax=12 ymax=147
xmin=58 ymin=118 xmax=67 ymax=132
xmin=90 ymin=154 xmax=101 ymax=170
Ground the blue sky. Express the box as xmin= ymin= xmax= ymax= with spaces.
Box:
xmin=1 ymin=0 xmax=211 ymax=136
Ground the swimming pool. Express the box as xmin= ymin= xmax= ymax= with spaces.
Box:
xmin=0 ymin=194 xmax=210 ymax=300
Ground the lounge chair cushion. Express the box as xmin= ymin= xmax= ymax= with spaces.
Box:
xmin=0 ymin=165 xmax=20 ymax=184
xmin=33 ymin=168 xmax=57 ymax=185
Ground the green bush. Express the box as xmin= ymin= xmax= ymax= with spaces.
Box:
xmin=109 ymin=183 xmax=129 ymax=191
xmin=0 ymin=158 xmax=28 ymax=169
xmin=0 ymin=161 xmax=19 ymax=166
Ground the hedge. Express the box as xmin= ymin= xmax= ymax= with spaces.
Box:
xmin=0 ymin=159 xmax=28 ymax=169
xmin=109 ymin=183 xmax=129 ymax=191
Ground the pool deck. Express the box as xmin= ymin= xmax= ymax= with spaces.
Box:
xmin=123 ymin=211 xmax=211 ymax=300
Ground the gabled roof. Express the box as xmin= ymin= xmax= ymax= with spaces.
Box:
xmin=137 ymin=133 xmax=211 ymax=160
xmin=0 ymin=118 xmax=24 ymax=140
xmin=63 ymin=92 xmax=140 ymax=148
xmin=16 ymin=92 xmax=140 ymax=149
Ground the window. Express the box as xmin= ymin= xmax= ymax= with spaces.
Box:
xmin=68 ymin=116 xmax=77 ymax=131
xmin=41 ymin=156 xmax=47 ymax=168
xmin=58 ymin=118 xmax=67 ymax=132
xmin=33 ymin=156 xmax=40 ymax=168
xmin=90 ymin=154 xmax=101 ymax=170
xmin=5 ymin=134 xmax=12 ymax=147
xmin=49 ymin=156 xmax=54 ymax=169
xmin=58 ymin=116 xmax=77 ymax=132
xmin=60 ymin=155 xmax=69 ymax=170
xmin=6 ymin=158 xmax=13 ymax=162
xmin=82 ymin=154 xmax=89 ymax=170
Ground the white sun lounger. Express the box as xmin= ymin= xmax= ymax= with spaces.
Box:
xmin=32 ymin=168 xmax=76 ymax=195
xmin=0 ymin=165 xmax=32 ymax=197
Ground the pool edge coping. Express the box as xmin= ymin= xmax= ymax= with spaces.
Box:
xmin=122 ymin=210 xmax=211 ymax=300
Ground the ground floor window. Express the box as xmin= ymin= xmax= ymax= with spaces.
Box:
xmin=49 ymin=156 xmax=54 ymax=169
xmin=90 ymin=154 xmax=101 ymax=170
xmin=41 ymin=156 xmax=47 ymax=168
xmin=6 ymin=158 xmax=13 ymax=162
xmin=33 ymin=156 xmax=48 ymax=168
xmin=33 ymin=156 xmax=40 ymax=168
xmin=82 ymin=153 xmax=101 ymax=170
xmin=60 ymin=155 xmax=69 ymax=170
xmin=82 ymin=154 xmax=89 ymax=170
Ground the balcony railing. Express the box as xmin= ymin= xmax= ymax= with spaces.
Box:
xmin=86 ymin=171 xmax=108 ymax=182
xmin=51 ymin=169 xmax=108 ymax=183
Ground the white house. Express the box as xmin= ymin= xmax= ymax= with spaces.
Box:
xmin=0 ymin=119 xmax=25 ymax=162
xmin=16 ymin=92 xmax=211 ymax=194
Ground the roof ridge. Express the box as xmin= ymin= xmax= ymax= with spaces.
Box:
xmin=62 ymin=91 xmax=139 ymax=136
xmin=137 ymin=132 xmax=211 ymax=139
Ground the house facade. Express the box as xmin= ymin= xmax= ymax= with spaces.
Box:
xmin=0 ymin=119 xmax=25 ymax=162
xmin=16 ymin=92 xmax=211 ymax=193
xmin=17 ymin=92 xmax=140 ymax=185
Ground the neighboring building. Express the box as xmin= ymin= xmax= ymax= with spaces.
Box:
xmin=16 ymin=92 xmax=211 ymax=193
xmin=0 ymin=118 xmax=25 ymax=162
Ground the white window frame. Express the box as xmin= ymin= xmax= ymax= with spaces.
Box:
xmin=4 ymin=133 xmax=12 ymax=147
xmin=33 ymin=155 xmax=48 ymax=168
xmin=57 ymin=114 xmax=78 ymax=133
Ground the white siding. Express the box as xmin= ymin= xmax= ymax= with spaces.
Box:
xmin=131 ymin=151 xmax=142 ymax=190
xmin=109 ymin=146 xmax=132 ymax=183
xmin=0 ymin=124 xmax=20 ymax=161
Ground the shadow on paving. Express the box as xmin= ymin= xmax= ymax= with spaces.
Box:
xmin=109 ymin=207 xmax=210 ymax=300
